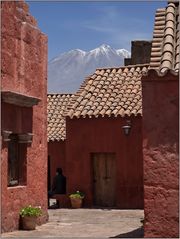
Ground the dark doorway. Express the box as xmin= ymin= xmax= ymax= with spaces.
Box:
xmin=48 ymin=155 xmax=51 ymax=191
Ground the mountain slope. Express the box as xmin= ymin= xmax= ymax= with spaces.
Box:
xmin=48 ymin=44 xmax=130 ymax=93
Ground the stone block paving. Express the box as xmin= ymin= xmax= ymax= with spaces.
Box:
xmin=2 ymin=209 xmax=144 ymax=238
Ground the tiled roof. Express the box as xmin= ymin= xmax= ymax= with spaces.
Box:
xmin=150 ymin=1 xmax=179 ymax=73
xmin=67 ymin=64 xmax=149 ymax=119
xmin=47 ymin=94 xmax=73 ymax=141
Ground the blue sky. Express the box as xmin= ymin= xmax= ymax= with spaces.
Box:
xmin=27 ymin=1 xmax=166 ymax=61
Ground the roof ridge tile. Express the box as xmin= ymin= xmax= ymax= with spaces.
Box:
xmin=150 ymin=1 xmax=179 ymax=73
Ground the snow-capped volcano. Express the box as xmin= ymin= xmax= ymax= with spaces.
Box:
xmin=48 ymin=44 xmax=130 ymax=93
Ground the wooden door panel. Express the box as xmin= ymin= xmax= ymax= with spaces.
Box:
xmin=104 ymin=154 xmax=116 ymax=206
xmin=92 ymin=153 xmax=116 ymax=207
xmin=93 ymin=154 xmax=105 ymax=206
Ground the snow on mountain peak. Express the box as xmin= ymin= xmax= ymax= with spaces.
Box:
xmin=89 ymin=44 xmax=117 ymax=57
xmin=99 ymin=44 xmax=112 ymax=50
xmin=116 ymin=49 xmax=131 ymax=58
xmin=70 ymin=49 xmax=86 ymax=54
xmin=48 ymin=44 xmax=130 ymax=93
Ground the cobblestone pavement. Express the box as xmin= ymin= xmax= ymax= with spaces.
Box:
xmin=2 ymin=209 xmax=144 ymax=238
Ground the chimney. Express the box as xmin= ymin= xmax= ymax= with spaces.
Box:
xmin=124 ymin=40 xmax=152 ymax=66
xmin=124 ymin=58 xmax=132 ymax=66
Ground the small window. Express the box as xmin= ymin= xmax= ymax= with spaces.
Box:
xmin=8 ymin=134 xmax=27 ymax=187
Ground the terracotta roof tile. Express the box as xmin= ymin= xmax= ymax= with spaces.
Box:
xmin=150 ymin=1 xmax=179 ymax=73
xmin=66 ymin=64 xmax=149 ymax=119
xmin=47 ymin=94 xmax=73 ymax=141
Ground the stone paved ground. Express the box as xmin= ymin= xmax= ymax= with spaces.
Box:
xmin=2 ymin=209 xmax=144 ymax=238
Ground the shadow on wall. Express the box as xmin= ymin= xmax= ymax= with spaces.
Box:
xmin=110 ymin=226 xmax=144 ymax=238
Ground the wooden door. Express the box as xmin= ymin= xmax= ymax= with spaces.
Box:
xmin=92 ymin=153 xmax=116 ymax=207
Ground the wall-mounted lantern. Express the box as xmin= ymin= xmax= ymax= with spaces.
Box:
xmin=122 ymin=120 xmax=131 ymax=136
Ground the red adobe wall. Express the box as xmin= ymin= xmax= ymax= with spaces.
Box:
xmin=1 ymin=1 xmax=48 ymax=232
xmin=65 ymin=116 xmax=144 ymax=208
xmin=142 ymin=71 xmax=179 ymax=238
xmin=48 ymin=141 xmax=66 ymax=186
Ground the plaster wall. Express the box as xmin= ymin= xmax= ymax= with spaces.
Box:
xmin=65 ymin=116 xmax=144 ymax=209
xmin=1 ymin=1 xmax=48 ymax=232
xmin=142 ymin=72 xmax=179 ymax=238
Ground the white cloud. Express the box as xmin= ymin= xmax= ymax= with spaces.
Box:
xmin=59 ymin=4 xmax=153 ymax=51
xmin=80 ymin=5 xmax=152 ymax=50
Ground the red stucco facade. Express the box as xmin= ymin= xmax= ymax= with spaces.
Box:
xmin=142 ymin=71 xmax=179 ymax=237
xmin=65 ymin=116 xmax=143 ymax=208
xmin=1 ymin=1 xmax=48 ymax=232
